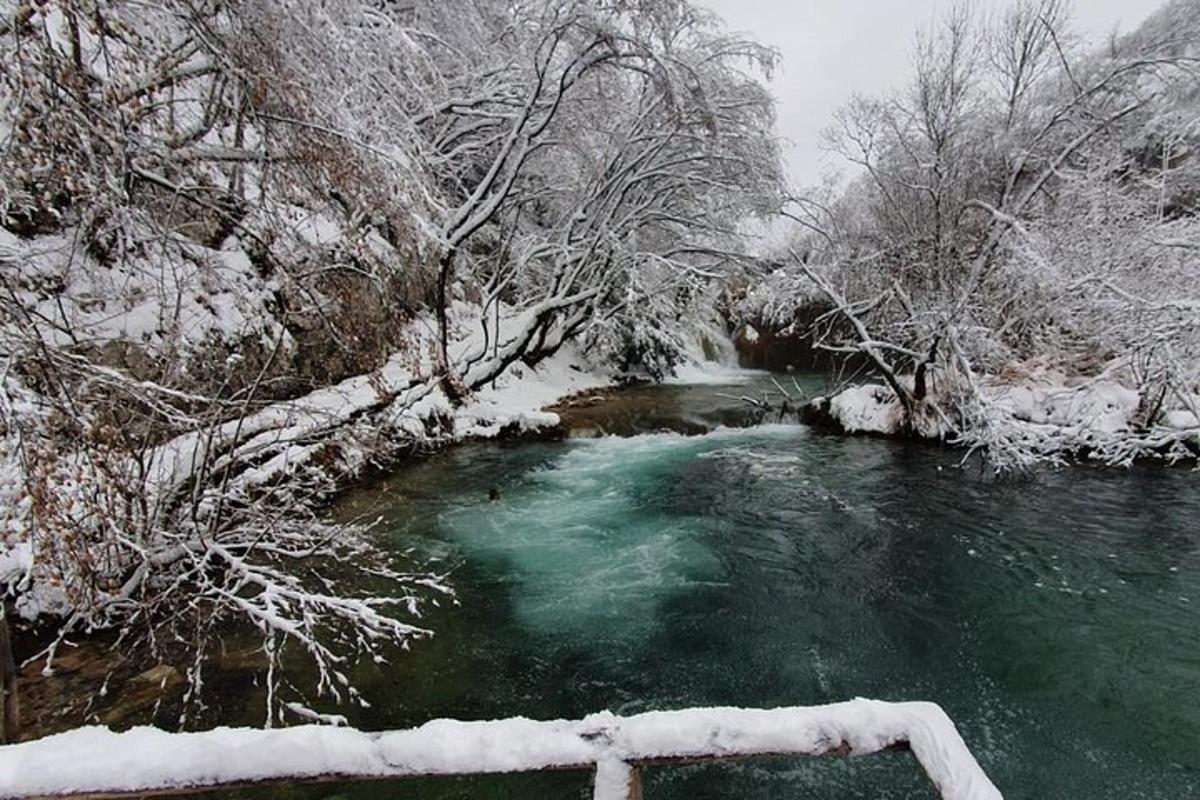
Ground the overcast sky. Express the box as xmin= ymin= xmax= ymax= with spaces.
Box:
xmin=700 ymin=0 xmax=1166 ymax=188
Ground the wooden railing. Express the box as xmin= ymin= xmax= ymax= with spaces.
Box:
xmin=0 ymin=700 xmax=1003 ymax=800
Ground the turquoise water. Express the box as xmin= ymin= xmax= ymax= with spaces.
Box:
xmin=241 ymin=376 xmax=1200 ymax=799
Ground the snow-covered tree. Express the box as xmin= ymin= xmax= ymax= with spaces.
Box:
xmin=764 ymin=0 xmax=1200 ymax=467
xmin=0 ymin=0 xmax=782 ymax=724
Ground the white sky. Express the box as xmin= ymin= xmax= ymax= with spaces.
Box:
xmin=701 ymin=0 xmax=1165 ymax=188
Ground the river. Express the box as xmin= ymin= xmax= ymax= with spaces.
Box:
xmin=220 ymin=372 xmax=1200 ymax=799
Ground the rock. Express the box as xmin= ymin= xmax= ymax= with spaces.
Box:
xmin=98 ymin=666 xmax=185 ymax=727
xmin=214 ymin=641 xmax=271 ymax=672
xmin=133 ymin=664 xmax=184 ymax=687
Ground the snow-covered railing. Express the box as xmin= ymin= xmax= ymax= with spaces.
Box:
xmin=0 ymin=700 xmax=1002 ymax=800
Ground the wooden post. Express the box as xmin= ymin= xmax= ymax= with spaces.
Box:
xmin=594 ymin=759 xmax=643 ymax=800
xmin=0 ymin=601 xmax=19 ymax=744
xmin=626 ymin=765 xmax=643 ymax=800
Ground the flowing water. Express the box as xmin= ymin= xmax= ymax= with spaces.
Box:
xmin=230 ymin=373 xmax=1200 ymax=799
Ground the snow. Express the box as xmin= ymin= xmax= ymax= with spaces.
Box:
xmin=593 ymin=757 xmax=637 ymax=798
xmin=821 ymin=369 xmax=1200 ymax=460
xmin=0 ymin=226 xmax=286 ymax=355
xmin=10 ymin=574 xmax=70 ymax=622
xmin=828 ymin=384 xmax=906 ymax=435
xmin=0 ymin=700 xmax=1001 ymax=800
xmin=991 ymin=376 xmax=1140 ymax=433
xmin=0 ymin=540 xmax=29 ymax=586
xmin=1164 ymin=408 xmax=1200 ymax=430
xmin=454 ymin=345 xmax=612 ymax=439
xmin=140 ymin=301 xmax=612 ymax=496
xmin=284 ymin=205 xmax=345 ymax=247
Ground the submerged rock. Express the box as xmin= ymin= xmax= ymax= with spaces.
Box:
xmin=96 ymin=665 xmax=186 ymax=727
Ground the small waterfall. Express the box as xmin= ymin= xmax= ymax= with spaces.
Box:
xmin=667 ymin=323 xmax=749 ymax=385
xmin=692 ymin=319 xmax=740 ymax=367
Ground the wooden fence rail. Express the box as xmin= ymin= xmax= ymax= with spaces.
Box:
xmin=0 ymin=700 xmax=1003 ymax=800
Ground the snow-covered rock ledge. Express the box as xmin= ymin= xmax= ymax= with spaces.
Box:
xmin=0 ymin=700 xmax=1001 ymax=800
xmin=802 ymin=374 xmax=1200 ymax=467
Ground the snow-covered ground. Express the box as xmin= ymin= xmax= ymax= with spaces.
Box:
xmin=0 ymin=220 xmax=287 ymax=356
xmin=453 ymin=346 xmax=613 ymax=439
xmin=0 ymin=700 xmax=1001 ymax=800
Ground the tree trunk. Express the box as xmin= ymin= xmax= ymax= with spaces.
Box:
xmin=436 ymin=251 xmax=455 ymax=370
xmin=913 ymin=336 xmax=941 ymax=402
xmin=0 ymin=602 xmax=18 ymax=744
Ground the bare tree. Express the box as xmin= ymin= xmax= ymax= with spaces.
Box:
xmin=777 ymin=0 xmax=1200 ymax=467
xmin=0 ymin=0 xmax=783 ymax=724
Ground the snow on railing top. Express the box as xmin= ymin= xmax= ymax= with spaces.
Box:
xmin=0 ymin=699 xmax=1003 ymax=800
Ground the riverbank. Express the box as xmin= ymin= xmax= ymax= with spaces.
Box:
xmin=803 ymin=369 xmax=1200 ymax=468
